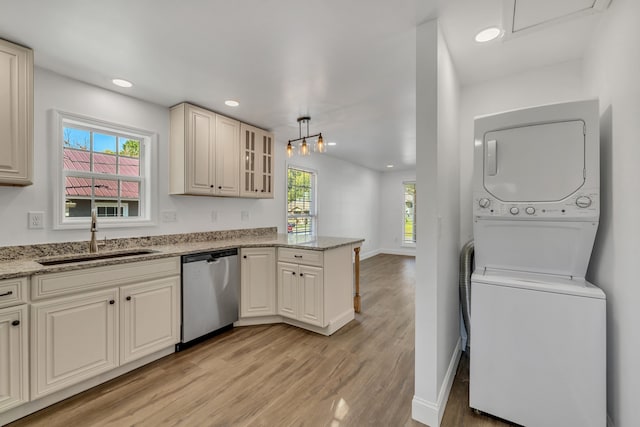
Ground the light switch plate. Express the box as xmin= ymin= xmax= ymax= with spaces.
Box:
xmin=241 ymin=211 xmax=250 ymax=221
xmin=28 ymin=211 xmax=44 ymax=229
xmin=211 ymin=210 xmax=218 ymax=222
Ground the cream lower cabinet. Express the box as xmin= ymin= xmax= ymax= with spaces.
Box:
xmin=120 ymin=277 xmax=180 ymax=365
xmin=31 ymin=288 xmax=119 ymax=399
xmin=0 ymin=304 xmax=28 ymax=412
xmin=240 ymin=248 xmax=276 ymax=317
xmin=277 ymin=262 xmax=324 ymax=327
xmin=30 ymin=258 xmax=181 ymax=399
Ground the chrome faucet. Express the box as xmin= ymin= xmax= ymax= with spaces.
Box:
xmin=89 ymin=209 xmax=98 ymax=253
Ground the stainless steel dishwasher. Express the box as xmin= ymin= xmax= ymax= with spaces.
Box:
xmin=177 ymin=248 xmax=239 ymax=351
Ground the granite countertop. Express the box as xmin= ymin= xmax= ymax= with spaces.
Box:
xmin=0 ymin=230 xmax=364 ymax=280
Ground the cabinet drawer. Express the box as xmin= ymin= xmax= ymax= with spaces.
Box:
xmin=32 ymin=257 xmax=181 ymax=301
xmin=0 ymin=277 xmax=28 ymax=308
xmin=278 ymin=248 xmax=323 ymax=267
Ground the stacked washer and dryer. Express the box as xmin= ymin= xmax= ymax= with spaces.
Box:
xmin=469 ymin=100 xmax=606 ymax=426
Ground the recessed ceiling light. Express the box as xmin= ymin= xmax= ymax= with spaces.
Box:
xmin=386 ymin=164 xmax=394 ymax=168
xmin=327 ymin=142 xmax=337 ymax=146
xmin=475 ymin=27 xmax=503 ymax=43
xmin=225 ymin=100 xmax=240 ymax=107
xmin=112 ymin=78 xmax=133 ymax=88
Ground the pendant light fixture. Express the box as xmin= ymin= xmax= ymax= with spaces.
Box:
xmin=287 ymin=116 xmax=325 ymax=158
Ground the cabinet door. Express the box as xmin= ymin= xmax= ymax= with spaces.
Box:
xmin=214 ymin=115 xmax=240 ymax=196
xmin=240 ymin=124 xmax=259 ymax=197
xmin=31 ymin=288 xmax=119 ymax=399
xmin=120 ymin=277 xmax=180 ymax=365
xmin=186 ymin=105 xmax=215 ymax=194
xmin=277 ymin=262 xmax=298 ymax=319
xmin=298 ymin=265 xmax=324 ymax=327
xmin=0 ymin=305 xmax=28 ymax=412
xmin=257 ymin=131 xmax=274 ymax=198
xmin=0 ymin=39 xmax=32 ymax=186
xmin=240 ymin=248 xmax=276 ymax=317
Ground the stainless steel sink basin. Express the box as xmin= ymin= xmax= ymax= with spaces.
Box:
xmin=37 ymin=249 xmax=158 ymax=266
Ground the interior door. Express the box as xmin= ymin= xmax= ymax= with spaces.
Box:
xmin=483 ymin=120 xmax=585 ymax=202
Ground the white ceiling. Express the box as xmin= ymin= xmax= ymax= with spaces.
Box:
xmin=0 ymin=0 xmax=606 ymax=171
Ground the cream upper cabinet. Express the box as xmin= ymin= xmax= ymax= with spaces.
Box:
xmin=120 ymin=277 xmax=180 ymax=365
xmin=0 ymin=304 xmax=28 ymax=413
xmin=215 ymin=114 xmax=240 ymax=196
xmin=240 ymin=123 xmax=274 ymax=198
xmin=170 ymin=103 xmax=239 ymax=196
xmin=31 ymin=288 xmax=119 ymax=399
xmin=240 ymin=248 xmax=276 ymax=317
xmin=0 ymin=39 xmax=33 ymax=186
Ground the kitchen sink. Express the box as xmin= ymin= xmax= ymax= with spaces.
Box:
xmin=36 ymin=249 xmax=158 ymax=266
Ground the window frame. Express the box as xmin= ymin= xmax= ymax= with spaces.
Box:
xmin=286 ymin=164 xmax=318 ymax=236
xmin=402 ymin=181 xmax=416 ymax=247
xmin=52 ymin=110 xmax=158 ymax=230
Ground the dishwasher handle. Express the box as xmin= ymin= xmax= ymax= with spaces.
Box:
xmin=182 ymin=248 xmax=238 ymax=264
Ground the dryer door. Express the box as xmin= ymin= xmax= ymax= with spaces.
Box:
xmin=483 ymin=120 xmax=585 ymax=202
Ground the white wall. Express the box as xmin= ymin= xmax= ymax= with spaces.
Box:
xmin=0 ymin=67 xmax=286 ymax=245
xmin=413 ymin=20 xmax=461 ymax=427
xmin=435 ymin=21 xmax=461 ymax=414
xmin=379 ymin=169 xmax=416 ymax=255
xmin=285 ymin=154 xmax=381 ymax=258
xmin=582 ymin=0 xmax=640 ymax=425
xmin=458 ymin=60 xmax=585 ymax=245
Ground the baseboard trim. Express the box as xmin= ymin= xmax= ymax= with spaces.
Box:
xmin=379 ymin=248 xmax=416 ymax=257
xmin=412 ymin=338 xmax=462 ymax=426
xmin=360 ymin=249 xmax=380 ymax=260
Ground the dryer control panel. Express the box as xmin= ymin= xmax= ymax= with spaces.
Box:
xmin=473 ymin=189 xmax=599 ymax=220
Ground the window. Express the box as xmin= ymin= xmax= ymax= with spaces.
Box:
xmin=54 ymin=111 xmax=156 ymax=229
xmin=287 ymin=167 xmax=316 ymax=235
xmin=403 ymin=182 xmax=416 ymax=245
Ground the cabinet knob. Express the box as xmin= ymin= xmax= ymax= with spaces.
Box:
xmin=300 ymin=273 xmax=304 ymax=277
xmin=294 ymin=255 xmax=302 ymax=258
xmin=255 ymin=189 xmax=258 ymax=192
xmin=126 ymin=296 xmax=132 ymax=301
xmin=261 ymin=189 xmax=265 ymax=192
xmin=0 ymin=290 xmax=13 ymax=297
xmin=109 ymin=300 xmax=115 ymax=305
xmin=218 ymin=186 xmax=222 ymax=190
xmin=11 ymin=320 xmax=20 ymax=326
xmin=291 ymin=271 xmax=296 ymax=275
xmin=210 ymin=185 xmax=214 ymax=188
xmin=243 ymin=255 xmax=247 ymax=259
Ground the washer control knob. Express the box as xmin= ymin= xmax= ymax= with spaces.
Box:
xmin=576 ymin=196 xmax=592 ymax=208
xmin=478 ymin=198 xmax=491 ymax=208
xmin=510 ymin=207 xmax=519 ymax=215
xmin=525 ymin=207 xmax=535 ymax=215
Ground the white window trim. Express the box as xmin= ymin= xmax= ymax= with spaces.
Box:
xmin=285 ymin=163 xmax=318 ymax=236
xmin=52 ymin=110 xmax=158 ymax=230
xmin=401 ymin=181 xmax=416 ymax=248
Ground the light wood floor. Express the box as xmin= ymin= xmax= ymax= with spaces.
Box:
xmin=10 ymin=254 xmax=512 ymax=427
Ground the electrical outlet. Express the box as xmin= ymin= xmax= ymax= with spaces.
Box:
xmin=241 ymin=211 xmax=250 ymax=221
xmin=161 ymin=211 xmax=177 ymax=222
xmin=211 ymin=210 xmax=218 ymax=222
xmin=28 ymin=211 xmax=44 ymax=229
